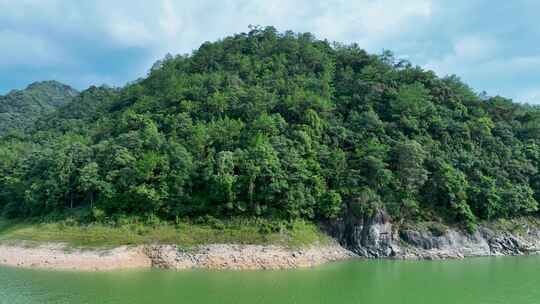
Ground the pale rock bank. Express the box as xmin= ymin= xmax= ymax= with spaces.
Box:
xmin=0 ymin=242 xmax=354 ymax=271
xmin=144 ymin=244 xmax=355 ymax=270
xmin=0 ymin=243 xmax=151 ymax=271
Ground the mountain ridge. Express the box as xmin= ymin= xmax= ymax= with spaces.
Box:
xmin=0 ymin=80 xmax=78 ymax=136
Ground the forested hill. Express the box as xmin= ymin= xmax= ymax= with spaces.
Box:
xmin=0 ymin=81 xmax=78 ymax=136
xmin=1 ymin=27 xmax=539 ymax=230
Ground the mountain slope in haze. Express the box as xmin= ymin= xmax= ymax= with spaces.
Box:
xmin=0 ymin=27 xmax=539 ymax=231
xmin=0 ymin=81 xmax=79 ymax=136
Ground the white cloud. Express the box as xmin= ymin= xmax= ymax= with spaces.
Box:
xmin=515 ymin=88 xmax=540 ymax=104
xmin=424 ymin=35 xmax=499 ymax=76
xmin=104 ymin=17 xmax=154 ymax=48
xmin=0 ymin=0 xmax=435 ymax=62
xmin=159 ymin=0 xmax=182 ymax=38
xmin=153 ymin=0 xmax=433 ymax=51
xmin=453 ymin=35 xmax=498 ymax=61
xmin=0 ymin=30 xmax=70 ymax=67
xmin=424 ymin=52 xmax=540 ymax=104
xmin=111 ymin=0 xmax=435 ymax=74
xmin=426 ymin=52 xmax=540 ymax=79
xmin=0 ymin=0 xmax=538 ymax=104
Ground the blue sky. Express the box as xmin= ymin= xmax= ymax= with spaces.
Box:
xmin=1 ymin=0 xmax=539 ymax=104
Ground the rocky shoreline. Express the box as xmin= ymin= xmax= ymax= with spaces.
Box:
xmin=0 ymin=242 xmax=354 ymax=271
xmin=0 ymin=242 xmax=151 ymax=271
xmin=328 ymin=210 xmax=540 ymax=260
xmin=2 ymin=214 xmax=540 ymax=271
xmin=144 ymin=244 xmax=355 ymax=270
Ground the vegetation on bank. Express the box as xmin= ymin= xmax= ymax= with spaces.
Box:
xmin=0 ymin=216 xmax=330 ymax=249
xmin=483 ymin=216 xmax=540 ymax=236
xmin=0 ymin=27 xmax=539 ymax=232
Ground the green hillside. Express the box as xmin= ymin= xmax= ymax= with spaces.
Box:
xmin=0 ymin=81 xmax=78 ymax=136
xmin=1 ymin=27 xmax=539 ymax=231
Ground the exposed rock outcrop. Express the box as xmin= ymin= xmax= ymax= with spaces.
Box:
xmin=329 ymin=209 xmax=399 ymax=258
xmin=329 ymin=210 xmax=540 ymax=260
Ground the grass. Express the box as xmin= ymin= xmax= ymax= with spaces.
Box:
xmin=0 ymin=217 xmax=332 ymax=250
xmin=399 ymin=216 xmax=540 ymax=237
xmin=482 ymin=216 xmax=540 ymax=236
xmin=399 ymin=221 xmax=450 ymax=236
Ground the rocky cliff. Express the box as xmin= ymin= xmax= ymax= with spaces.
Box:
xmin=329 ymin=211 xmax=540 ymax=260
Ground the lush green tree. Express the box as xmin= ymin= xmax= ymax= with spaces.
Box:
xmin=0 ymin=27 xmax=539 ymax=230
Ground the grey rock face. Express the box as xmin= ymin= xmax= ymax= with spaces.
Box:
xmin=329 ymin=209 xmax=399 ymax=258
xmin=330 ymin=211 xmax=540 ymax=260
xmin=397 ymin=228 xmax=491 ymax=259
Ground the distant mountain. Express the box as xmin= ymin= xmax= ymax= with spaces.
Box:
xmin=0 ymin=81 xmax=79 ymax=136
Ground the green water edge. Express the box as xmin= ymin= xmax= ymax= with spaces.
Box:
xmin=2 ymin=255 xmax=540 ymax=304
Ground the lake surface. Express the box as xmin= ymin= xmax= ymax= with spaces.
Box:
xmin=1 ymin=256 xmax=540 ymax=304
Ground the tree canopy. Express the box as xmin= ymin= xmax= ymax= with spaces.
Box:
xmin=1 ymin=27 xmax=539 ymax=230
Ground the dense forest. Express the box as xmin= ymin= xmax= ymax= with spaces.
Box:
xmin=1 ymin=27 xmax=539 ymax=230
xmin=0 ymin=81 xmax=78 ymax=137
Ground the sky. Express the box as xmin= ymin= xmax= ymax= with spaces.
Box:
xmin=1 ymin=0 xmax=540 ymax=104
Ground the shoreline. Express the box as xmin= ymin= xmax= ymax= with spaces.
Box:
xmin=0 ymin=241 xmax=355 ymax=271
xmin=3 ymin=216 xmax=540 ymax=271
xmin=2 ymin=235 xmax=540 ymax=272
xmin=0 ymin=242 xmax=151 ymax=271
xmin=328 ymin=212 xmax=540 ymax=261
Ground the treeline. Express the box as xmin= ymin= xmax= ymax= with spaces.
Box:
xmin=1 ymin=27 xmax=539 ymax=229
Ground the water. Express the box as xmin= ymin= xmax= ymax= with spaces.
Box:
xmin=1 ymin=256 xmax=540 ymax=304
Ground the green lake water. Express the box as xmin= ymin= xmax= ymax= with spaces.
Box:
xmin=1 ymin=256 xmax=540 ymax=304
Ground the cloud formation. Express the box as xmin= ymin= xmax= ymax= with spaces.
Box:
xmin=0 ymin=0 xmax=538 ymax=104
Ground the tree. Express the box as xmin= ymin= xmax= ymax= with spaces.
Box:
xmin=78 ymin=162 xmax=107 ymax=209
xmin=0 ymin=27 xmax=538 ymax=230
xmin=424 ymin=160 xmax=476 ymax=230
xmin=392 ymin=140 xmax=428 ymax=218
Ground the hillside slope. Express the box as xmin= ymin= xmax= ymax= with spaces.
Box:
xmin=0 ymin=27 xmax=539 ymax=231
xmin=0 ymin=81 xmax=78 ymax=136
